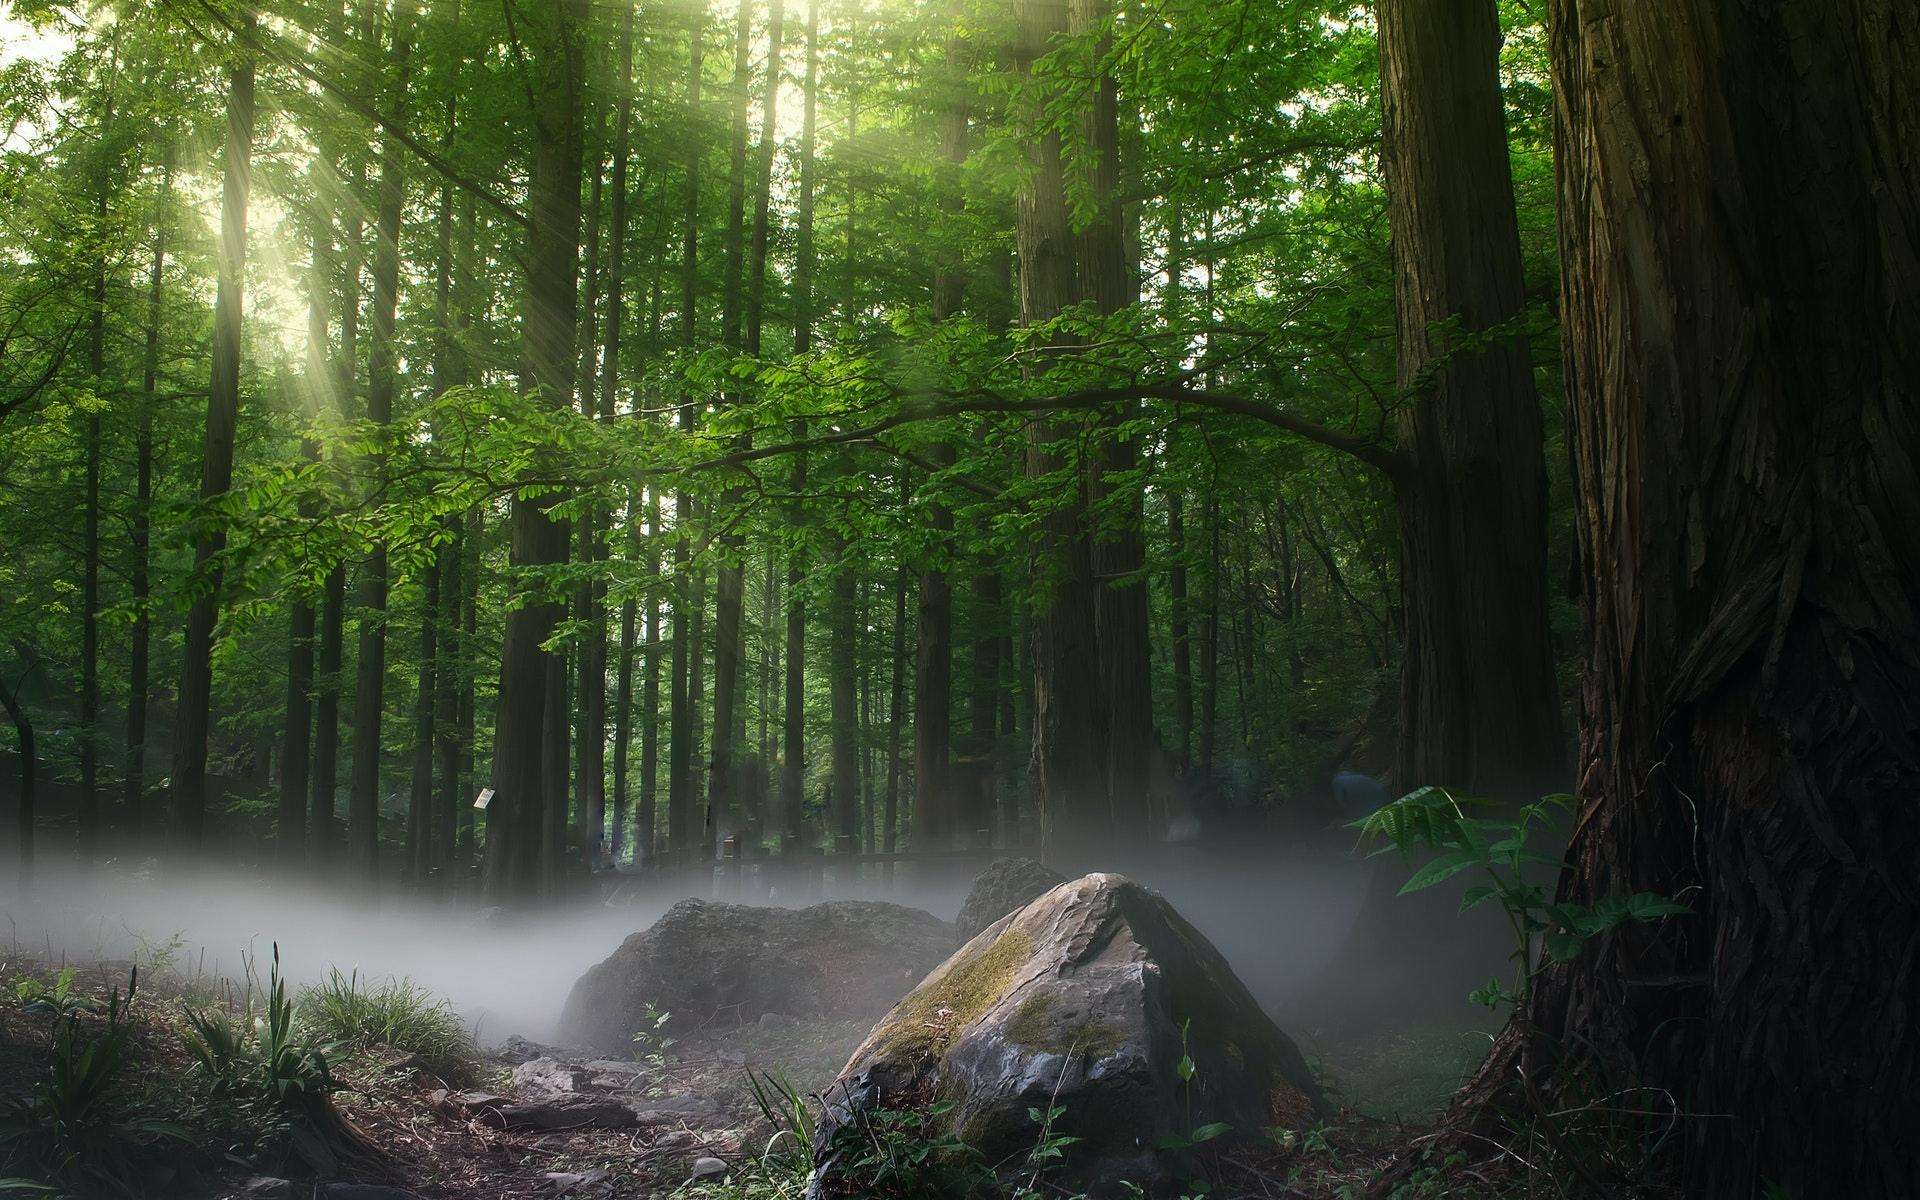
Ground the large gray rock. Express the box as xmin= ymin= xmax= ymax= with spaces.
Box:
xmin=557 ymin=898 xmax=956 ymax=1051
xmin=953 ymin=858 xmax=1066 ymax=942
xmin=810 ymin=873 xmax=1327 ymax=1198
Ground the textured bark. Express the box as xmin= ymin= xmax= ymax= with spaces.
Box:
xmin=348 ymin=0 xmax=417 ymax=878
xmin=1378 ymin=0 xmax=1562 ymax=799
xmin=1015 ymin=0 xmax=1105 ymax=857
xmin=1503 ymin=3 xmax=1920 ymax=1196
xmin=169 ymin=21 xmax=254 ymax=848
xmin=1069 ymin=0 xmax=1151 ymax=843
xmin=484 ymin=0 xmax=585 ymax=899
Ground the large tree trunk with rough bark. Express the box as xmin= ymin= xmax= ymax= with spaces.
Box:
xmin=1501 ymin=3 xmax=1920 ymax=1196
xmin=1378 ymin=0 xmax=1562 ymax=800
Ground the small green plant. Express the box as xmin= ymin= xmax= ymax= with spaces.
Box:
xmin=1353 ymin=788 xmax=1687 ymax=1013
xmin=13 ymin=967 xmax=99 ymax=1027
xmin=298 ymin=966 xmax=473 ymax=1079
xmin=0 ymin=968 xmax=186 ymax=1195
xmin=1355 ymin=788 xmax=1690 ymax=1197
xmin=744 ymin=1070 xmax=814 ymax=1181
xmin=629 ymin=1002 xmax=676 ymax=1066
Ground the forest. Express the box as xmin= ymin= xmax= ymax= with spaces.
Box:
xmin=0 ymin=0 xmax=1913 ymax=1198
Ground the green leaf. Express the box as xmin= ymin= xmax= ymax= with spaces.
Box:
xmin=1398 ymin=848 xmax=1484 ymax=895
xmin=1544 ymin=932 xmax=1586 ymax=963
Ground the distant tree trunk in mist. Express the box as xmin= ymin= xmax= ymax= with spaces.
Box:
xmin=829 ymin=553 xmax=858 ymax=852
xmin=1466 ymin=5 xmax=1918 ymax=1196
xmin=435 ymin=524 xmax=462 ymax=874
xmin=666 ymin=5 xmax=705 ymax=866
xmin=782 ymin=0 xmax=820 ymax=857
xmin=1197 ymin=486 xmax=1220 ymax=776
xmin=3 ymin=675 xmax=33 ymax=881
xmin=484 ymin=0 xmax=585 ymax=900
xmin=80 ymin=98 xmax=111 ymax=855
xmin=913 ymin=31 xmax=967 ymax=851
xmin=883 ymin=560 xmax=907 ymax=854
xmin=456 ymin=506 xmax=479 ymax=865
xmin=125 ymin=151 xmax=173 ymax=835
xmin=573 ymin=134 xmax=609 ymax=875
xmin=967 ymin=571 xmax=1001 ymax=839
xmin=1015 ymin=0 xmax=1104 ymax=858
xmin=169 ymin=18 xmax=255 ymax=849
xmin=640 ymin=492 xmax=663 ymax=864
xmin=349 ymin=0 xmax=417 ymax=879
xmin=601 ymin=4 xmax=636 ymax=865
xmin=406 ymin=556 xmax=439 ymax=878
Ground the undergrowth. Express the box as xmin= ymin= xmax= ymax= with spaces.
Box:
xmin=298 ymin=967 xmax=475 ymax=1081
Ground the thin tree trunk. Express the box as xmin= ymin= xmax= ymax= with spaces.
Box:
xmin=667 ymin=4 xmax=705 ymax=866
xmin=169 ymin=15 xmax=255 ymax=849
xmin=2 ymin=675 xmax=33 ymax=883
xmin=348 ymin=0 xmax=418 ymax=879
xmin=406 ymin=555 xmax=438 ymax=879
xmin=125 ymin=150 xmax=173 ymax=836
xmin=883 ymin=560 xmax=907 ymax=855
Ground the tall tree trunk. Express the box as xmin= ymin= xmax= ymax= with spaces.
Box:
xmin=830 ymin=556 xmax=858 ymax=851
xmin=1197 ymin=484 xmax=1219 ymax=776
xmin=435 ymin=523 xmax=462 ymax=875
xmin=349 ymin=0 xmax=418 ymax=879
xmin=882 ymin=559 xmax=907 ymax=855
xmin=601 ymin=3 xmax=636 ymax=865
xmin=708 ymin=0 xmax=769 ymax=857
xmin=484 ymin=0 xmax=585 ymax=900
xmin=667 ymin=4 xmax=705 ymax=865
xmin=1490 ymin=4 xmax=1919 ymax=1196
xmin=780 ymin=0 xmax=819 ymax=855
xmin=640 ymin=490 xmax=662 ymax=865
xmin=169 ymin=15 xmax=255 ymax=850
xmin=1069 ymin=0 xmax=1151 ymax=845
xmin=80 ymin=141 xmax=109 ymax=855
xmin=406 ymin=556 xmax=439 ymax=878
xmin=1378 ymin=0 xmax=1562 ymax=799
xmin=125 ymin=150 xmax=173 ymax=836
xmin=967 ymin=571 xmax=1001 ymax=839
xmin=913 ymin=31 xmax=968 ymax=851
xmin=2 ymin=676 xmax=33 ymax=883
xmin=1014 ymin=0 xmax=1103 ymax=858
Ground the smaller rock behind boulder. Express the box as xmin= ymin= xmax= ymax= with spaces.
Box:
xmin=558 ymin=898 xmax=955 ymax=1051
xmin=954 ymin=858 xmax=1067 ymax=942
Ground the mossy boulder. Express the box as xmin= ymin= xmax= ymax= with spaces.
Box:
xmin=953 ymin=857 xmax=1066 ymax=942
xmin=809 ymin=873 xmax=1327 ymax=1198
xmin=557 ymin=898 xmax=955 ymax=1052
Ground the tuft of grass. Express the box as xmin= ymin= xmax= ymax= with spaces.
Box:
xmin=297 ymin=968 xmax=474 ymax=1081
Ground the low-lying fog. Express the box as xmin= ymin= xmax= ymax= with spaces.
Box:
xmin=0 ymin=845 xmax=1502 ymax=1044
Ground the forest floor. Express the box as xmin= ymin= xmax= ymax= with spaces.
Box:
xmin=0 ymin=957 xmax=1497 ymax=1199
